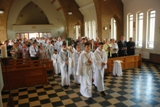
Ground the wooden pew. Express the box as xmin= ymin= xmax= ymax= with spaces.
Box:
xmin=2 ymin=58 xmax=54 ymax=90
xmin=105 ymin=54 xmax=141 ymax=74
xmin=2 ymin=66 xmax=47 ymax=90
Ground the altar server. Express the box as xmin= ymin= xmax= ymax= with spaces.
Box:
xmin=77 ymin=42 xmax=93 ymax=98
xmin=93 ymin=42 xmax=107 ymax=96
xmin=51 ymin=49 xmax=61 ymax=75
xmin=59 ymin=41 xmax=72 ymax=88
xmin=72 ymin=45 xmax=81 ymax=84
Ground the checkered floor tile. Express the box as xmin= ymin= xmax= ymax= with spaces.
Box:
xmin=2 ymin=62 xmax=160 ymax=107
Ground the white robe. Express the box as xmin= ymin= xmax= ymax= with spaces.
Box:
xmin=55 ymin=41 xmax=62 ymax=53
xmin=59 ymin=49 xmax=72 ymax=86
xmin=49 ymin=44 xmax=55 ymax=59
xmin=51 ymin=54 xmax=61 ymax=75
xmin=93 ymin=49 xmax=107 ymax=92
xmin=77 ymin=51 xmax=93 ymax=98
xmin=72 ymin=50 xmax=81 ymax=84
xmin=45 ymin=44 xmax=51 ymax=59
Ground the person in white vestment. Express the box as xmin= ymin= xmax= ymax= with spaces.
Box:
xmin=45 ymin=40 xmax=51 ymax=59
xmin=49 ymin=40 xmax=55 ymax=60
xmin=77 ymin=42 xmax=93 ymax=98
xmin=72 ymin=45 xmax=81 ymax=84
xmin=51 ymin=49 xmax=61 ymax=75
xmin=56 ymin=37 xmax=63 ymax=53
xmin=59 ymin=41 xmax=72 ymax=89
xmin=93 ymin=42 xmax=108 ymax=96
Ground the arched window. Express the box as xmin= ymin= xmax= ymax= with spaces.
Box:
xmin=146 ymin=10 xmax=156 ymax=49
xmin=85 ymin=22 xmax=88 ymax=38
xmin=127 ymin=14 xmax=133 ymax=40
xmin=75 ymin=25 xmax=80 ymax=39
xmin=136 ymin=12 xmax=143 ymax=48
xmin=111 ymin=18 xmax=117 ymax=40
xmin=88 ymin=21 xmax=92 ymax=39
xmin=92 ymin=20 xmax=96 ymax=40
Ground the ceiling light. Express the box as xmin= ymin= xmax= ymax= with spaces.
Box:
xmin=0 ymin=10 xmax=4 ymax=14
xmin=68 ymin=11 xmax=72 ymax=15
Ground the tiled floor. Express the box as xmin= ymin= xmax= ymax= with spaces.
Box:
xmin=2 ymin=62 xmax=160 ymax=107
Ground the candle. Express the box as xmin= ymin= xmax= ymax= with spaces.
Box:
xmin=1 ymin=44 xmax=8 ymax=58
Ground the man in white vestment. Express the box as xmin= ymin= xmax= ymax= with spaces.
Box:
xmin=45 ymin=40 xmax=51 ymax=59
xmin=93 ymin=42 xmax=107 ymax=96
xmin=59 ymin=41 xmax=72 ymax=89
xmin=77 ymin=42 xmax=93 ymax=98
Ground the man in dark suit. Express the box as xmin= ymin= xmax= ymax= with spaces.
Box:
xmin=118 ymin=36 xmax=127 ymax=56
xmin=127 ymin=37 xmax=135 ymax=55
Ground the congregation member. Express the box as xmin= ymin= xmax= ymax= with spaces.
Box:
xmin=93 ymin=42 xmax=107 ymax=96
xmin=127 ymin=37 xmax=135 ymax=55
xmin=21 ymin=42 xmax=29 ymax=59
xmin=45 ymin=40 xmax=51 ymax=59
xmin=51 ymin=49 xmax=61 ymax=75
xmin=110 ymin=39 xmax=118 ymax=57
xmin=117 ymin=36 xmax=127 ymax=56
xmin=72 ymin=45 xmax=81 ymax=85
xmin=10 ymin=43 xmax=20 ymax=59
xmin=29 ymin=42 xmax=39 ymax=60
xmin=103 ymin=39 xmax=111 ymax=58
xmin=79 ymin=37 xmax=85 ymax=50
xmin=77 ymin=42 xmax=94 ymax=98
xmin=59 ymin=41 xmax=72 ymax=89
xmin=39 ymin=43 xmax=46 ymax=59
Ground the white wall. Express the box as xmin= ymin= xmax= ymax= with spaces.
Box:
xmin=7 ymin=0 xmax=66 ymax=39
xmin=122 ymin=0 xmax=160 ymax=59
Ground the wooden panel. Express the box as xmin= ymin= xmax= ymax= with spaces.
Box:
xmin=105 ymin=54 xmax=141 ymax=74
xmin=150 ymin=53 xmax=160 ymax=63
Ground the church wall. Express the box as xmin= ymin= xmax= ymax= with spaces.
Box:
xmin=58 ymin=0 xmax=84 ymax=39
xmin=7 ymin=0 xmax=66 ymax=40
xmin=122 ymin=0 xmax=160 ymax=59
xmin=94 ymin=0 xmax=123 ymax=41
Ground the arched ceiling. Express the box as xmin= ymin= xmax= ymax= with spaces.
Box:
xmin=75 ymin=0 xmax=93 ymax=7
xmin=16 ymin=1 xmax=49 ymax=25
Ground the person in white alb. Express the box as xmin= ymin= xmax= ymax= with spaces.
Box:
xmin=77 ymin=42 xmax=93 ymax=98
xmin=59 ymin=41 xmax=72 ymax=89
xmin=49 ymin=40 xmax=55 ymax=60
xmin=29 ymin=42 xmax=39 ymax=60
xmin=56 ymin=37 xmax=63 ymax=53
xmin=51 ymin=49 xmax=61 ymax=75
xmin=110 ymin=39 xmax=118 ymax=57
xmin=93 ymin=42 xmax=107 ymax=96
xmin=45 ymin=40 xmax=51 ymax=59
xmin=72 ymin=45 xmax=81 ymax=84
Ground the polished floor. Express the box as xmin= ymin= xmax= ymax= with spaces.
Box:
xmin=2 ymin=62 xmax=160 ymax=107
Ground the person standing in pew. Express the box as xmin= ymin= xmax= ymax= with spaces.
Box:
xmin=49 ymin=40 xmax=55 ymax=60
xmin=127 ymin=37 xmax=135 ymax=55
xmin=93 ymin=42 xmax=107 ymax=96
xmin=29 ymin=42 xmax=39 ymax=60
xmin=118 ymin=36 xmax=128 ymax=56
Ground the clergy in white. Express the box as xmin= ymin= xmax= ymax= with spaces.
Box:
xmin=93 ymin=42 xmax=107 ymax=96
xmin=49 ymin=40 xmax=55 ymax=60
xmin=77 ymin=42 xmax=93 ymax=98
xmin=59 ymin=41 xmax=72 ymax=88
xmin=51 ymin=49 xmax=61 ymax=75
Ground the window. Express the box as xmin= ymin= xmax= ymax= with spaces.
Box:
xmin=146 ymin=10 xmax=156 ymax=49
xmin=75 ymin=25 xmax=80 ymax=39
xmin=127 ymin=14 xmax=133 ymax=40
xmin=85 ymin=20 xmax=97 ymax=40
xmin=136 ymin=12 xmax=143 ymax=48
xmin=111 ymin=18 xmax=117 ymax=40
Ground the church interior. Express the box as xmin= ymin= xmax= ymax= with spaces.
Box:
xmin=0 ymin=0 xmax=160 ymax=107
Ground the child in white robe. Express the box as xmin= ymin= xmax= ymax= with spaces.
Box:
xmin=72 ymin=45 xmax=81 ymax=84
xmin=77 ymin=42 xmax=94 ymax=98
xmin=59 ymin=41 xmax=72 ymax=89
xmin=51 ymin=49 xmax=61 ymax=75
